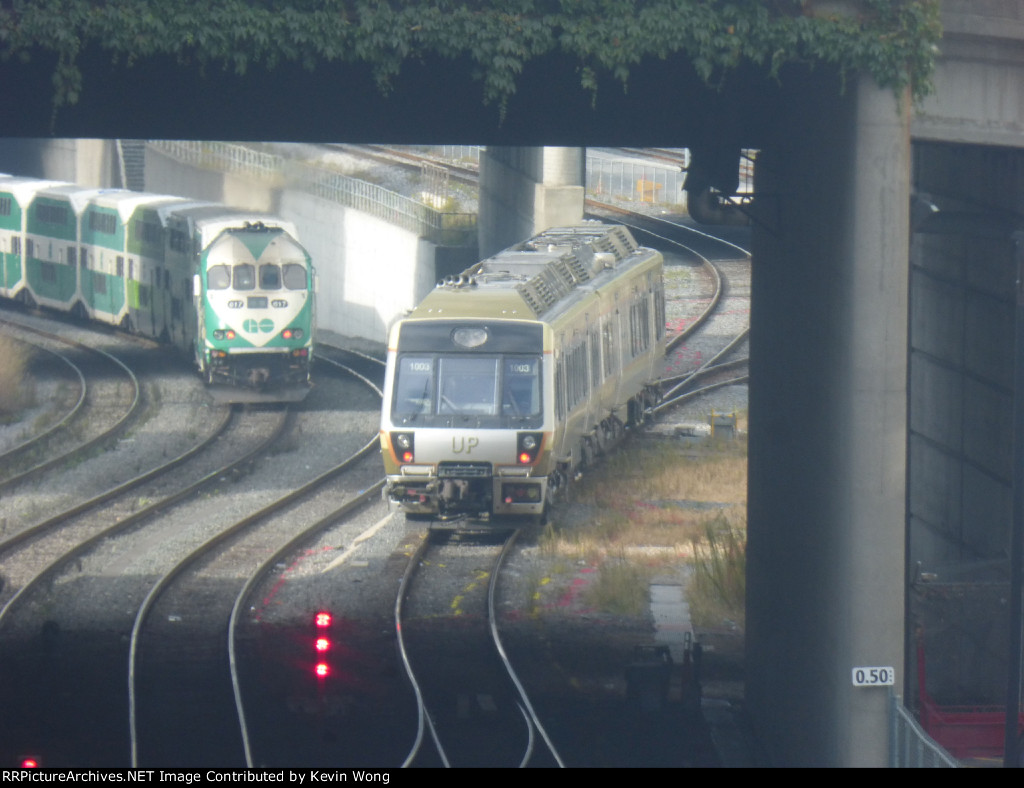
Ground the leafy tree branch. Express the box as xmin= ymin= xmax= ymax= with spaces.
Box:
xmin=0 ymin=0 xmax=942 ymax=119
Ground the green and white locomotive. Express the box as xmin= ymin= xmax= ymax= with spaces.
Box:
xmin=380 ymin=222 xmax=665 ymax=522
xmin=0 ymin=175 xmax=315 ymax=401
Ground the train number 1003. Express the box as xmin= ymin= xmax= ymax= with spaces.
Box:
xmin=851 ymin=666 xmax=895 ymax=687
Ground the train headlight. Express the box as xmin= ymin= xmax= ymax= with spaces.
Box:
xmin=517 ymin=432 xmax=543 ymax=464
xmin=391 ymin=432 xmax=415 ymax=463
xmin=282 ymin=328 xmax=304 ymax=340
xmin=212 ymin=329 xmax=236 ymax=341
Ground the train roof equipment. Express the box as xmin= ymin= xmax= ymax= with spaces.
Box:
xmin=411 ymin=222 xmax=649 ymax=321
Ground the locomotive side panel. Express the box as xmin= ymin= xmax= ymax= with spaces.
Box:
xmin=548 ymin=250 xmax=664 ymax=473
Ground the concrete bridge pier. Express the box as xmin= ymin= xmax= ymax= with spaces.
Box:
xmin=746 ymin=72 xmax=910 ymax=767
xmin=478 ymin=146 xmax=585 ymax=257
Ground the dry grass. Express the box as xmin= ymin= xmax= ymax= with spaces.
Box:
xmin=543 ymin=430 xmax=747 ymax=627
xmin=0 ymin=335 xmax=30 ymax=420
xmin=546 ymin=435 xmax=747 ymax=557
xmin=688 ymin=514 xmax=746 ymax=630
xmin=582 ymin=556 xmax=654 ymax=617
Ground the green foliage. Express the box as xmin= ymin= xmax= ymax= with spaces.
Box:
xmin=0 ymin=0 xmax=941 ymax=119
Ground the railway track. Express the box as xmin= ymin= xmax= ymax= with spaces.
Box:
xmin=0 ymin=314 xmax=142 ymax=491
xmin=0 ymin=350 xmax=384 ymax=766
xmin=396 ymin=528 xmax=564 ymax=768
xmin=0 ymin=147 xmax=748 ymax=768
xmin=128 ymin=430 xmax=384 ymax=766
xmin=583 ymin=202 xmax=750 ymax=421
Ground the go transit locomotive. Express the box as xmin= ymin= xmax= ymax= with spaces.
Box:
xmin=0 ymin=175 xmax=315 ymax=400
xmin=380 ymin=222 xmax=665 ymax=521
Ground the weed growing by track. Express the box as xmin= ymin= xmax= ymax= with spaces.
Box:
xmin=0 ymin=335 xmax=31 ymax=421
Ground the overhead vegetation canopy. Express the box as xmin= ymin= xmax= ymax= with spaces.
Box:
xmin=0 ymin=0 xmax=942 ymax=115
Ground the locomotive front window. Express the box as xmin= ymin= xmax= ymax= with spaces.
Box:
xmin=392 ymin=353 xmax=542 ymax=424
xmin=283 ymin=263 xmax=307 ymax=290
xmin=233 ymin=264 xmax=256 ymax=291
xmin=502 ymin=357 xmax=541 ymax=416
xmin=259 ymin=264 xmax=282 ymax=290
xmin=438 ymin=357 xmax=500 ymax=416
xmin=394 ymin=356 xmax=434 ymax=416
xmin=207 ymin=265 xmax=230 ymax=290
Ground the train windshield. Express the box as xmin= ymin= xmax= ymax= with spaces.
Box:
xmin=207 ymin=265 xmax=230 ymax=290
xmin=259 ymin=264 xmax=281 ymax=289
xmin=283 ymin=263 xmax=307 ymax=290
xmin=207 ymin=262 xmax=307 ymax=292
xmin=233 ymin=264 xmax=255 ymax=290
xmin=393 ymin=354 xmax=541 ymax=422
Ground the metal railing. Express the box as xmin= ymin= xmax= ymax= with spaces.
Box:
xmin=586 ymin=151 xmax=689 ymax=207
xmin=148 ymin=140 xmax=476 ymax=247
xmin=890 ymin=693 xmax=959 ymax=767
xmin=435 ymin=145 xmax=482 ymax=166
xmin=149 ymin=141 xmax=765 ymax=238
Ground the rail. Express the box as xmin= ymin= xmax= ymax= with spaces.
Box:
xmin=148 ymin=140 xmax=476 ymax=247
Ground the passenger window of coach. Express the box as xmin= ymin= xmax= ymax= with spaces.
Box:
xmin=233 ymin=264 xmax=255 ymax=291
xmin=282 ymin=263 xmax=307 ymax=290
xmin=207 ymin=265 xmax=230 ymax=290
xmin=259 ymin=264 xmax=281 ymax=290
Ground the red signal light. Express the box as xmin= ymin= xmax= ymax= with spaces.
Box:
xmin=283 ymin=329 xmax=293 ymax=339
xmin=313 ymin=612 xmax=333 ymax=679
xmin=401 ymin=451 xmax=414 ymax=463
xmin=20 ymin=758 xmax=39 ymax=768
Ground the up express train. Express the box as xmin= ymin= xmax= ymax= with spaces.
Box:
xmin=0 ymin=175 xmax=315 ymax=398
xmin=380 ymin=222 xmax=665 ymax=521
